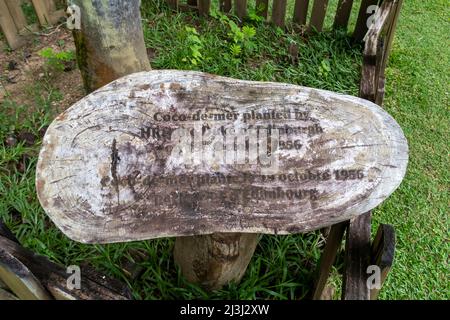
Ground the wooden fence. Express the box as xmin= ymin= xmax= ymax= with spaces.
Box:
xmin=168 ymin=0 xmax=395 ymax=42
xmin=0 ymin=0 xmax=65 ymax=49
xmin=168 ymin=0 xmax=403 ymax=106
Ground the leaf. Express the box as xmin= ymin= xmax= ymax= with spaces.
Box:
xmin=230 ymin=44 xmax=242 ymax=56
xmin=38 ymin=47 xmax=54 ymax=59
xmin=321 ymin=59 xmax=331 ymax=72
xmin=242 ymin=26 xmax=256 ymax=39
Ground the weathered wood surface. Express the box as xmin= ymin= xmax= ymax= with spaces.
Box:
xmin=334 ymin=0 xmax=354 ymax=29
xmin=272 ymin=0 xmax=288 ymax=28
xmin=36 ymin=70 xmax=408 ymax=244
xmin=235 ymin=0 xmax=247 ymax=21
xmin=360 ymin=0 xmax=397 ymax=104
xmin=342 ymin=212 xmax=371 ymax=300
xmin=0 ymin=0 xmax=25 ymax=50
xmin=174 ymin=233 xmax=259 ymax=290
xmin=309 ymin=0 xmax=329 ymax=32
xmin=370 ymin=223 xmax=395 ymax=299
xmin=220 ymin=0 xmax=232 ymax=13
xmin=311 ymin=221 xmax=347 ymax=299
xmin=0 ymin=244 xmax=53 ymax=300
xmin=353 ymin=0 xmax=380 ymax=42
xmin=293 ymin=0 xmax=309 ymax=26
xmin=0 ymin=235 xmax=130 ymax=300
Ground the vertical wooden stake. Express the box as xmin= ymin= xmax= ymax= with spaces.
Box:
xmin=5 ymin=0 xmax=28 ymax=32
xmin=234 ymin=0 xmax=247 ymax=21
xmin=174 ymin=233 xmax=259 ymax=290
xmin=0 ymin=0 xmax=24 ymax=49
xmin=311 ymin=221 xmax=347 ymax=299
xmin=342 ymin=211 xmax=371 ymax=300
xmin=272 ymin=0 xmax=288 ymax=28
xmin=293 ymin=0 xmax=309 ymax=26
xmin=370 ymin=224 xmax=395 ymax=299
xmin=31 ymin=0 xmax=51 ymax=26
xmin=353 ymin=0 xmax=379 ymax=42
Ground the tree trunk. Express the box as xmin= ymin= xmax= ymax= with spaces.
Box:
xmin=72 ymin=0 xmax=151 ymax=93
xmin=174 ymin=233 xmax=260 ymax=290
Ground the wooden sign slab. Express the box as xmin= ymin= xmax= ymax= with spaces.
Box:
xmin=36 ymin=70 xmax=408 ymax=243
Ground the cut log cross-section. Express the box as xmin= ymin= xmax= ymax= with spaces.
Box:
xmin=36 ymin=70 xmax=408 ymax=289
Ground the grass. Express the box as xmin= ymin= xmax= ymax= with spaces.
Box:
xmin=0 ymin=0 xmax=448 ymax=300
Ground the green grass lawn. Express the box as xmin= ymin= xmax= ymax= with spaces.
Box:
xmin=0 ymin=0 xmax=448 ymax=299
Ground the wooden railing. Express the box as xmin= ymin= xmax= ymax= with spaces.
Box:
xmin=0 ymin=0 xmax=65 ymax=49
xmin=360 ymin=0 xmax=403 ymax=105
xmin=167 ymin=1 xmax=393 ymax=40
xmin=168 ymin=0 xmax=403 ymax=106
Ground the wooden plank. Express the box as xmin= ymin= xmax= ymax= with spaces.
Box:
xmin=0 ymin=247 xmax=53 ymax=300
xmin=293 ymin=0 xmax=309 ymax=26
xmin=49 ymin=9 xmax=66 ymax=24
xmin=360 ymin=59 xmax=376 ymax=102
xmin=375 ymin=75 xmax=386 ymax=106
xmin=178 ymin=4 xmax=198 ymax=12
xmin=0 ymin=0 xmax=24 ymax=49
xmin=36 ymin=70 xmax=408 ymax=244
xmin=311 ymin=221 xmax=347 ymax=299
xmin=272 ymin=0 xmax=288 ymax=28
xmin=0 ymin=276 xmax=19 ymax=300
xmin=309 ymin=0 xmax=329 ymax=32
xmin=166 ymin=0 xmax=179 ymax=10
xmin=255 ymin=0 xmax=269 ymax=18
xmin=31 ymin=0 xmax=52 ymax=26
xmin=370 ymin=224 xmax=395 ymax=299
xmin=219 ymin=0 xmax=232 ymax=12
xmin=5 ymin=0 xmax=27 ymax=32
xmin=46 ymin=0 xmax=56 ymax=13
xmin=379 ymin=0 xmax=403 ymax=76
xmin=0 ymin=288 xmax=19 ymax=300
xmin=234 ymin=0 xmax=247 ymax=20
xmin=220 ymin=0 xmax=232 ymax=12
xmin=198 ymin=0 xmax=211 ymax=16
xmin=353 ymin=0 xmax=379 ymax=42
xmin=334 ymin=0 xmax=354 ymax=29
xmin=359 ymin=0 xmax=395 ymax=102
xmin=342 ymin=211 xmax=371 ymax=300
xmin=0 ymin=236 xmax=130 ymax=300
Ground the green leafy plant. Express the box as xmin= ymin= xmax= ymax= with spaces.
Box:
xmin=248 ymin=6 xmax=265 ymax=23
xmin=181 ymin=26 xmax=204 ymax=67
xmin=38 ymin=47 xmax=75 ymax=72
xmin=211 ymin=9 xmax=256 ymax=59
xmin=319 ymin=59 xmax=332 ymax=78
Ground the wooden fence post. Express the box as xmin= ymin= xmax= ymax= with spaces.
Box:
xmin=272 ymin=0 xmax=288 ymax=28
xmin=234 ymin=0 xmax=247 ymax=21
xmin=342 ymin=212 xmax=371 ymax=300
xmin=309 ymin=0 xmax=329 ymax=32
xmin=370 ymin=224 xmax=395 ymax=299
xmin=334 ymin=0 xmax=354 ymax=29
xmin=293 ymin=0 xmax=309 ymax=26
xmin=255 ymin=0 xmax=268 ymax=19
xmin=353 ymin=0 xmax=379 ymax=42
xmin=0 ymin=0 xmax=22 ymax=49
xmin=311 ymin=221 xmax=347 ymax=299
